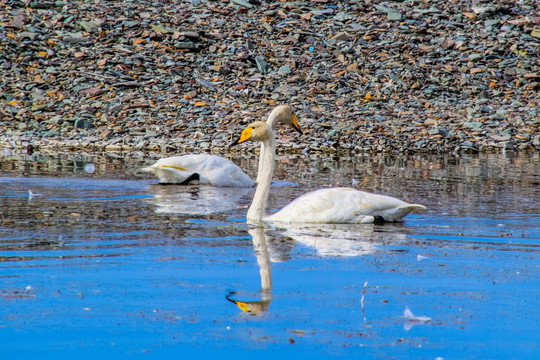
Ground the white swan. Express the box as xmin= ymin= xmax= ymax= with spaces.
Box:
xmin=230 ymin=121 xmax=426 ymax=224
xmin=142 ymin=105 xmax=301 ymax=187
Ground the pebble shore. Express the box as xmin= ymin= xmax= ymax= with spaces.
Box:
xmin=1 ymin=0 xmax=539 ymax=156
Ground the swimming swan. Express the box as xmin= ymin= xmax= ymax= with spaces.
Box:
xmin=142 ymin=105 xmax=301 ymax=187
xmin=230 ymin=121 xmax=426 ymax=223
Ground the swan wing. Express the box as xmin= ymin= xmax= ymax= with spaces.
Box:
xmin=266 ymin=187 xmax=425 ymax=223
xmin=142 ymin=156 xmax=195 ymax=184
xmin=195 ymin=155 xmax=254 ymax=187
xmin=142 ymin=155 xmax=254 ymax=187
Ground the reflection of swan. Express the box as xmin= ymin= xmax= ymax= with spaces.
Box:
xmin=146 ymin=185 xmax=251 ymax=215
xmin=226 ymin=223 xmax=406 ymax=314
xmin=281 ymin=223 xmax=407 ymax=257
xmin=227 ymin=226 xmax=273 ymax=314
xmin=142 ymin=105 xmax=301 ymax=187
xmin=230 ymin=121 xmax=426 ymax=224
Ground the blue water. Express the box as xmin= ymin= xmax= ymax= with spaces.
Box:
xmin=0 ymin=152 xmax=539 ymax=359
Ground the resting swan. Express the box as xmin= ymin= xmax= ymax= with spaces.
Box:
xmin=230 ymin=121 xmax=426 ymax=224
xmin=142 ymin=105 xmax=301 ymax=187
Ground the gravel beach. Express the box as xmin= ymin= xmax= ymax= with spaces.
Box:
xmin=1 ymin=0 xmax=539 ymax=156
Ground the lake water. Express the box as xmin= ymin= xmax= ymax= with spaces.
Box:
xmin=0 ymin=150 xmax=539 ymax=359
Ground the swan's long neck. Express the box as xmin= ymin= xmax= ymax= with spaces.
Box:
xmin=256 ymin=112 xmax=280 ymax=184
xmin=248 ymin=130 xmax=276 ymax=222
xmin=265 ymin=110 xmax=281 ymax=129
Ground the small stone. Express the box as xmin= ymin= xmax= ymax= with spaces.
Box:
xmin=387 ymin=11 xmax=402 ymax=21
xmin=195 ymin=78 xmax=216 ymax=92
xmin=231 ymin=0 xmax=253 ymax=8
xmin=278 ymin=84 xmax=296 ymax=96
xmin=152 ymin=25 xmax=171 ymax=34
xmin=74 ymin=119 xmax=94 ymax=129
xmin=255 ymin=57 xmax=269 ymax=75
xmin=464 ymin=122 xmax=483 ymax=130
xmin=332 ymin=32 xmax=349 ymax=42
xmin=108 ymin=103 xmax=123 ymax=113
xmin=374 ymin=5 xmax=401 ymax=21
xmin=175 ymin=41 xmax=197 ymax=50
xmin=346 ymin=63 xmax=358 ymax=73
xmin=492 ymin=133 xmax=512 ymax=142
xmin=262 ymin=23 xmax=273 ymax=33
xmin=122 ymin=20 xmax=138 ymax=28
xmin=10 ymin=14 xmax=28 ymax=29
xmin=79 ymin=87 xmax=104 ymax=97
xmin=515 ymin=133 xmax=530 ymax=141
xmin=18 ymin=32 xmax=38 ymax=40
xmin=470 ymin=68 xmax=485 ymax=74
xmin=79 ymin=20 xmax=100 ymax=33
xmin=278 ymin=65 xmax=291 ymax=74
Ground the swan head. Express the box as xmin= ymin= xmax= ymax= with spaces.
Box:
xmin=269 ymin=105 xmax=302 ymax=135
xmin=229 ymin=121 xmax=271 ymax=147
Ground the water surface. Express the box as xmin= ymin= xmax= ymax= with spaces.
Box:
xmin=1 ymin=151 xmax=539 ymax=359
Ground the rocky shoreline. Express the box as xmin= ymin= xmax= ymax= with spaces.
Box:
xmin=1 ymin=0 xmax=539 ymax=156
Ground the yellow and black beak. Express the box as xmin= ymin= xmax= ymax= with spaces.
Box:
xmin=291 ymin=114 xmax=303 ymax=135
xmin=229 ymin=126 xmax=253 ymax=147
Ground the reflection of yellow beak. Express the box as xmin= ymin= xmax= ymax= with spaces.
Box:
xmin=291 ymin=114 xmax=303 ymax=135
xmin=233 ymin=300 xmax=250 ymax=313
xmin=229 ymin=127 xmax=253 ymax=147
xmin=226 ymin=294 xmax=271 ymax=315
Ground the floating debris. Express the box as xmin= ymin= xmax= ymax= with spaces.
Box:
xmin=28 ymin=189 xmax=43 ymax=200
xmin=403 ymin=307 xmax=432 ymax=331
xmin=84 ymin=163 xmax=96 ymax=174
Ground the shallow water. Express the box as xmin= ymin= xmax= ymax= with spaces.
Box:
xmin=0 ymin=151 xmax=539 ymax=359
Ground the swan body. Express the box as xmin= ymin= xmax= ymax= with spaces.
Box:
xmin=266 ymin=187 xmax=426 ymax=224
xmin=230 ymin=120 xmax=426 ymax=224
xmin=142 ymin=105 xmax=301 ymax=187
xmin=142 ymin=154 xmax=254 ymax=187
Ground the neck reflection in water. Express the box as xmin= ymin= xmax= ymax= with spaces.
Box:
xmin=227 ymin=226 xmax=273 ymax=315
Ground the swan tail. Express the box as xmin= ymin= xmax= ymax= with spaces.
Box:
xmin=378 ymin=204 xmax=426 ymax=222
xmin=395 ymin=204 xmax=427 ymax=216
xmin=401 ymin=204 xmax=427 ymax=211
xmin=141 ymin=166 xmax=156 ymax=174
